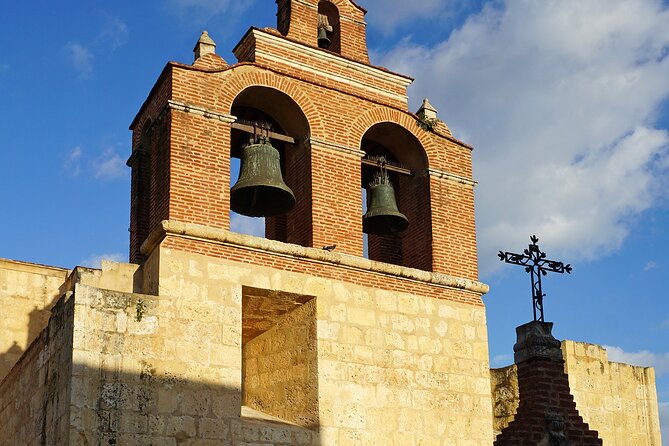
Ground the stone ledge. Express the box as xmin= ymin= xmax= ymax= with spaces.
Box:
xmin=141 ymin=220 xmax=490 ymax=295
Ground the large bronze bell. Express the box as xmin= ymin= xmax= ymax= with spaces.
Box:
xmin=230 ymin=140 xmax=296 ymax=217
xmin=363 ymin=172 xmax=409 ymax=235
xmin=318 ymin=26 xmax=331 ymax=49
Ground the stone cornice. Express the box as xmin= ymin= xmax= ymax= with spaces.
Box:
xmin=253 ymin=29 xmax=411 ymax=103
xmin=307 ymin=136 xmax=365 ymax=157
xmin=141 ymin=220 xmax=490 ymax=295
xmin=427 ymin=168 xmax=478 ymax=187
xmin=167 ymin=100 xmax=237 ymax=123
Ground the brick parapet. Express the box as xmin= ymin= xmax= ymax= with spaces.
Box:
xmin=141 ymin=220 xmax=489 ymax=304
xmin=274 ymin=0 xmax=370 ymax=64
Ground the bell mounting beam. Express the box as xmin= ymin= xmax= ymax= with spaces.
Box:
xmin=361 ymin=158 xmax=413 ymax=177
xmin=231 ymin=120 xmax=296 ymax=145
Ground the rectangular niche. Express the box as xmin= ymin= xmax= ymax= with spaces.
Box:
xmin=242 ymin=286 xmax=318 ymax=428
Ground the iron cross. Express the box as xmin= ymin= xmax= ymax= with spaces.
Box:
xmin=498 ymin=235 xmax=572 ymax=322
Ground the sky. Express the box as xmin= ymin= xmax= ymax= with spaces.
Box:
xmin=1 ymin=0 xmax=668 ymax=440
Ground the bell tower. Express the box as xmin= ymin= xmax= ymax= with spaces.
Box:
xmin=126 ymin=1 xmax=492 ymax=443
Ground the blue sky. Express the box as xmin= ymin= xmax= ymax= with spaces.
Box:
xmin=1 ymin=0 xmax=668 ymax=440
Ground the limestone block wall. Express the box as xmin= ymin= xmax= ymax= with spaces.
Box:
xmin=0 ymin=294 xmax=74 ymax=445
xmin=68 ymin=280 xmax=319 ymax=445
xmin=490 ymin=341 xmax=662 ymax=445
xmin=490 ymin=364 xmax=518 ymax=438
xmin=244 ymin=298 xmax=318 ymax=427
xmin=153 ymin=239 xmax=493 ymax=445
xmin=0 ymin=258 xmax=69 ymax=380
xmin=562 ymin=340 xmax=662 ymax=446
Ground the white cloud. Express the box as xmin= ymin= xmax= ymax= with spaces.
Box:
xmin=93 ymin=148 xmax=127 ymax=180
xmin=230 ymin=213 xmax=265 ymax=237
xmin=604 ymin=345 xmax=669 ymax=375
xmin=358 ymin=0 xmax=454 ymax=33
xmin=99 ymin=15 xmax=129 ymax=50
xmin=65 ymin=42 xmax=94 ymax=79
xmin=80 ymin=253 xmax=126 ymax=269
xmin=375 ymin=0 xmax=669 ymax=276
xmin=64 ymin=146 xmax=83 ymax=177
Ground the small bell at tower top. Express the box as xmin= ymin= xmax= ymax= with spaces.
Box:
xmin=318 ymin=26 xmax=331 ymax=49
xmin=363 ymin=167 xmax=409 ymax=235
xmin=230 ymin=133 xmax=295 ymax=218
xmin=317 ymin=13 xmax=333 ymax=49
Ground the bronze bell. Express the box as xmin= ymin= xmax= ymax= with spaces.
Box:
xmin=363 ymin=172 xmax=409 ymax=235
xmin=230 ymin=140 xmax=296 ymax=217
xmin=318 ymin=26 xmax=331 ymax=49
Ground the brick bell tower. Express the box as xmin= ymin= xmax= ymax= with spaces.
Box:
xmin=126 ymin=0 xmax=492 ymax=443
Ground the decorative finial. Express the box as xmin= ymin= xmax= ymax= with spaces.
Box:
xmin=194 ymin=30 xmax=217 ymax=61
xmin=417 ymin=98 xmax=438 ymax=121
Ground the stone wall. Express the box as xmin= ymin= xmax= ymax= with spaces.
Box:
xmin=244 ymin=298 xmax=318 ymax=427
xmin=0 ymin=293 xmax=74 ymax=445
xmin=152 ymin=238 xmax=493 ymax=445
xmin=0 ymin=258 xmax=69 ymax=380
xmin=68 ymin=278 xmax=320 ymax=445
xmin=491 ymin=340 xmax=662 ymax=445
xmin=562 ymin=340 xmax=662 ymax=446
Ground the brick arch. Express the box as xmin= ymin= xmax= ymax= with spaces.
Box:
xmin=347 ymin=107 xmax=434 ymax=168
xmin=324 ymin=0 xmax=366 ymax=20
xmin=212 ymin=66 xmax=326 ymax=137
xmin=351 ymin=107 xmax=435 ymax=272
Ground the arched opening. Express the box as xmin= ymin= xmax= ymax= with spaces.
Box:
xmin=230 ymin=86 xmax=312 ymax=247
xmin=318 ymin=1 xmax=341 ymax=53
xmin=361 ymin=122 xmax=433 ymax=271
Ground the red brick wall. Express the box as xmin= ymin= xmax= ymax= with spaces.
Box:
xmin=275 ymin=0 xmax=369 ymax=64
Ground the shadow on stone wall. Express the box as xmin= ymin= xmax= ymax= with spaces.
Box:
xmin=0 ymin=290 xmax=322 ymax=445
xmin=0 ymin=303 xmax=59 ymax=380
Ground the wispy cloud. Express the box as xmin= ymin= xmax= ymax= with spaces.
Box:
xmin=604 ymin=345 xmax=669 ymax=375
xmin=376 ymin=0 xmax=669 ymax=276
xmin=230 ymin=213 xmax=265 ymax=237
xmin=491 ymin=354 xmax=513 ymax=367
xmin=644 ymin=260 xmax=659 ymax=271
xmin=65 ymin=42 xmax=94 ymax=79
xmin=64 ymin=146 xmax=83 ymax=177
xmin=98 ymin=14 xmax=129 ymax=50
xmin=93 ymin=147 xmax=127 ymax=180
xmin=359 ymin=0 xmax=456 ymax=34
xmin=80 ymin=253 xmax=126 ymax=269
xmin=166 ymin=0 xmax=255 ymax=24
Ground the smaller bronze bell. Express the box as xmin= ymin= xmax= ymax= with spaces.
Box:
xmin=318 ymin=27 xmax=331 ymax=49
xmin=363 ymin=172 xmax=409 ymax=235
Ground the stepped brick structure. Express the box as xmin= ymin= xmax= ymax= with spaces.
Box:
xmin=493 ymin=322 xmax=602 ymax=445
xmin=0 ymin=1 xmax=663 ymax=445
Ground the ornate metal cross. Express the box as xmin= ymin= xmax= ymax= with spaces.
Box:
xmin=498 ymin=235 xmax=572 ymax=322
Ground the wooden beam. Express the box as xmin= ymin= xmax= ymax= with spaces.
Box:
xmin=231 ymin=122 xmax=296 ymax=144
xmin=361 ymin=158 xmax=413 ymax=176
